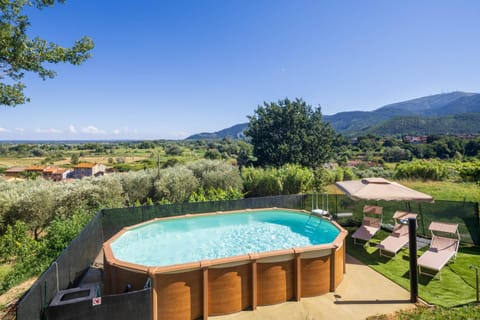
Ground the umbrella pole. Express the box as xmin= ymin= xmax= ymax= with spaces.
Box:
xmin=408 ymin=217 xmax=418 ymax=303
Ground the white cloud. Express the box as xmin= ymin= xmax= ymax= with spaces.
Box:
xmin=68 ymin=125 xmax=77 ymax=134
xmin=14 ymin=128 xmax=24 ymax=132
xmin=35 ymin=128 xmax=62 ymax=134
xmin=113 ymin=129 xmax=121 ymax=135
xmin=81 ymin=126 xmax=106 ymax=134
xmin=0 ymin=127 xmax=9 ymax=133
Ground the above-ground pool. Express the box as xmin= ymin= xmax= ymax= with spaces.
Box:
xmin=103 ymin=208 xmax=348 ymax=320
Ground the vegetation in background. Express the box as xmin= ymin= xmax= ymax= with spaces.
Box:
xmin=246 ymin=98 xmax=335 ymax=167
xmin=241 ymin=164 xmax=314 ymax=197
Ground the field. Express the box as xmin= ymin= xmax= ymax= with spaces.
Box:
xmin=398 ymin=180 xmax=480 ymax=203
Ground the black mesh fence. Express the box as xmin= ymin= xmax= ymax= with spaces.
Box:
xmin=17 ymin=211 xmax=104 ymax=320
xmin=306 ymin=194 xmax=480 ymax=245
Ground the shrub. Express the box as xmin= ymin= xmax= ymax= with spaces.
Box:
xmin=353 ymin=166 xmax=394 ymax=179
xmin=343 ymin=167 xmax=355 ymax=180
xmin=335 ymin=167 xmax=344 ymax=182
xmin=395 ymin=159 xmax=448 ymax=180
xmin=458 ymin=161 xmax=480 ymax=183
xmin=241 ymin=167 xmax=282 ymax=197
xmin=189 ymin=187 xmax=243 ymax=202
xmin=119 ymin=169 xmax=156 ymax=205
xmin=154 ymin=166 xmax=199 ymax=203
xmin=187 ymin=159 xmax=243 ymax=191
xmin=278 ymin=164 xmax=314 ymax=194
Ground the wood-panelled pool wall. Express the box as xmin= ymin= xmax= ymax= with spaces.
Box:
xmin=103 ymin=209 xmax=348 ymax=320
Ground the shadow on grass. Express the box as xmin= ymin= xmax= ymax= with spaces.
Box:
xmin=399 ymin=269 xmax=435 ymax=286
xmin=418 ymin=274 xmax=436 ymax=286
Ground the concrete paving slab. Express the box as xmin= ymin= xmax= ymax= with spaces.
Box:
xmin=212 ymin=255 xmax=415 ymax=320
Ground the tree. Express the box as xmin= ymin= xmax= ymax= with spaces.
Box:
xmin=245 ymin=98 xmax=335 ymax=167
xmin=1 ymin=0 xmax=94 ymax=106
xmin=70 ymin=153 xmax=79 ymax=165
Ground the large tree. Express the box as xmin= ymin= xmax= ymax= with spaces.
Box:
xmin=246 ymin=98 xmax=335 ymax=167
xmin=0 ymin=0 xmax=94 ymax=106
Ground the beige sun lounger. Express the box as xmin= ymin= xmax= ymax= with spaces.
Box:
xmin=352 ymin=205 xmax=383 ymax=245
xmin=376 ymin=211 xmax=417 ymax=257
xmin=418 ymin=221 xmax=460 ymax=277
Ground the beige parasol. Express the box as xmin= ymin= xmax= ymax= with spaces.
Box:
xmin=335 ymin=178 xmax=434 ymax=203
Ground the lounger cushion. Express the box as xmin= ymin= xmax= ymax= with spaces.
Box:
xmin=418 ymin=249 xmax=456 ymax=271
xmin=376 ymin=234 xmax=409 ymax=254
xmin=352 ymin=225 xmax=379 ymax=241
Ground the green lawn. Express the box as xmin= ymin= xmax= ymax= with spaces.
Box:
xmin=346 ymin=228 xmax=480 ymax=308
xmin=367 ymin=304 xmax=480 ymax=320
xmin=398 ymin=180 xmax=480 ymax=203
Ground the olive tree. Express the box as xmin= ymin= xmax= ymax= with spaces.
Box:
xmin=1 ymin=0 xmax=94 ymax=106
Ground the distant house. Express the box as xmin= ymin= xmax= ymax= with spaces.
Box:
xmin=404 ymin=136 xmax=427 ymax=144
xmin=43 ymin=166 xmax=72 ymax=182
xmin=5 ymin=166 xmax=26 ymax=178
xmin=72 ymin=163 xmax=106 ymax=179
xmin=26 ymin=165 xmax=47 ymax=173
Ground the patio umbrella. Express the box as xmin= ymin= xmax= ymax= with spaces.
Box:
xmin=335 ymin=178 xmax=434 ymax=203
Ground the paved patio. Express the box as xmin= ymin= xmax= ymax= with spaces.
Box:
xmin=212 ymin=255 xmax=416 ymax=320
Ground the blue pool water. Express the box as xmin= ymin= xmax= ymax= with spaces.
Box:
xmin=110 ymin=210 xmax=340 ymax=267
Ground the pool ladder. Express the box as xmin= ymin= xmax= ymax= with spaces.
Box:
xmin=304 ymin=217 xmax=322 ymax=236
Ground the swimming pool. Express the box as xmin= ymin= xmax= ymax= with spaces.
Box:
xmin=103 ymin=208 xmax=348 ymax=320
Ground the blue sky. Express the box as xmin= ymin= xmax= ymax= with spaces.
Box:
xmin=1 ymin=0 xmax=480 ymax=140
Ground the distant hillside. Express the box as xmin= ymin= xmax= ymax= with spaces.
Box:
xmin=186 ymin=123 xmax=248 ymax=140
xmin=185 ymin=91 xmax=480 ymax=139
xmin=365 ymin=113 xmax=480 ymax=136
xmin=324 ymin=91 xmax=480 ymax=135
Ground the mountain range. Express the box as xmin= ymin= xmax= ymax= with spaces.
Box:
xmin=185 ymin=91 xmax=480 ymax=139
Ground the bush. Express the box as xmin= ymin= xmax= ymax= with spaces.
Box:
xmin=458 ymin=161 xmax=480 ymax=183
xmin=154 ymin=166 xmax=199 ymax=203
xmin=241 ymin=167 xmax=282 ymax=197
xmin=395 ymin=159 xmax=448 ymax=180
xmin=189 ymin=187 xmax=243 ymax=202
xmin=352 ymin=166 xmax=394 ymax=179
xmin=0 ymin=221 xmax=38 ymax=263
xmin=278 ymin=164 xmax=314 ymax=194
xmin=119 ymin=169 xmax=156 ymax=205
xmin=313 ymin=167 xmax=336 ymax=191
xmin=343 ymin=167 xmax=355 ymax=180
xmin=187 ymin=159 xmax=243 ymax=191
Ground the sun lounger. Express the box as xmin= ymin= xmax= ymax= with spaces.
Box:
xmin=352 ymin=205 xmax=383 ymax=245
xmin=418 ymin=221 xmax=460 ymax=278
xmin=376 ymin=211 xmax=417 ymax=257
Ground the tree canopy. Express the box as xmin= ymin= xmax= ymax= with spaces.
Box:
xmin=246 ymin=98 xmax=335 ymax=168
xmin=0 ymin=0 xmax=94 ymax=106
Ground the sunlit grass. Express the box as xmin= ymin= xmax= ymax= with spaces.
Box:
xmin=398 ymin=180 xmax=480 ymax=203
xmin=0 ymin=264 xmax=13 ymax=283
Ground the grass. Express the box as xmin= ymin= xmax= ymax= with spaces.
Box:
xmin=346 ymin=228 xmax=479 ymax=308
xmin=367 ymin=304 xmax=480 ymax=320
xmin=398 ymin=180 xmax=480 ymax=203
xmin=0 ymin=265 xmax=12 ymax=284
